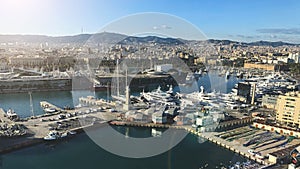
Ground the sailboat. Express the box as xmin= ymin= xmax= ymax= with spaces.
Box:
xmin=111 ymin=60 xmax=129 ymax=102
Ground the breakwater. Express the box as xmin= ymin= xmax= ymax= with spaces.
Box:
xmin=0 ymin=78 xmax=72 ymax=94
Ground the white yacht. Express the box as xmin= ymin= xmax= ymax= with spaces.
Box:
xmin=44 ymin=130 xmax=69 ymax=140
xmin=6 ymin=109 xmax=18 ymax=117
xmin=6 ymin=109 xmax=19 ymax=120
xmin=141 ymin=86 xmax=176 ymax=103
xmin=184 ymin=86 xmax=237 ymax=110
xmin=44 ymin=107 xmax=57 ymax=113
xmin=44 ymin=131 xmax=60 ymax=141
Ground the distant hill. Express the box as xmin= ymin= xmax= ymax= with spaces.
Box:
xmin=0 ymin=32 xmax=127 ymax=44
xmin=247 ymin=40 xmax=297 ymax=47
xmin=0 ymin=34 xmax=50 ymax=43
xmin=0 ymin=32 xmax=298 ymax=47
xmin=207 ymin=39 xmax=298 ymax=47
xmin=207 ymin=39 xmax=244 ymax=45
xmin=117 ymin=36 xmax=184 ymax=45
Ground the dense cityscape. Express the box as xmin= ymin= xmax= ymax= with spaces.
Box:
xmin=1 ymin=1 xmax=300 ymax=169
xmin=0 ymin=32 xmax=299 ymax=169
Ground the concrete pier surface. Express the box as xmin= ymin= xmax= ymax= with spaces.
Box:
xmin=0 ymin=100 xmax=121 ymax=154
xmin=16 ymin=101 xmax=119 ymax=139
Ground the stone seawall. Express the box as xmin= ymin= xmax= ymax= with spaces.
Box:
xmin=0 ymin=78 xmax=72 ymax=94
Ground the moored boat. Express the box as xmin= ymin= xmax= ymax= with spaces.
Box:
xmin=44 ymin=107 xmax=57 ymax=113
xmin=43 ymin=131 xmax=60 ymax=141
xmin=43 ymin=130 xmax=69 ymax=141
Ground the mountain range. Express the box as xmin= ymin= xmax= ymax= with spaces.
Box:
xmin=0 ymin=32 xmax=298 ymax=47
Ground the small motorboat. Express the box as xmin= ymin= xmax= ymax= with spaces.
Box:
xmin=44 ymin=131 xmax=60 ymax=141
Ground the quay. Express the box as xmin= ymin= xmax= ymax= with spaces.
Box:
xmin=0 ymin=78 xmax=72 ymax=94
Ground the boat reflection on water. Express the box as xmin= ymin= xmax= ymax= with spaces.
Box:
xmin=151 ymin=128 xmax=162 ymax=137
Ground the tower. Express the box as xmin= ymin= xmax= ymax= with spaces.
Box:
xmin=251 ymin=83 xmax=256 ymax=105
xmin=123 ymin=86 xmax=130 ymax=111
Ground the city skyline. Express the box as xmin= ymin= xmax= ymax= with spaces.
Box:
xmin=1 ymin=0 xmax=300 ymax=43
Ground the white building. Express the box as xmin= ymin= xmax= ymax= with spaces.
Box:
xmin=196 ymin=115 xmax=214 ymax=126
xmin=289 ymin=53 xmax=300 ymax=63
xmin=152 ymin=111 xmax=167 ymax=124
xmin=154 ymin=64 xmax=173 ymax=72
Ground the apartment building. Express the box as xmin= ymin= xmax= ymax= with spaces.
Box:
xmin=276 ymin=92 xmax=300 ymax=127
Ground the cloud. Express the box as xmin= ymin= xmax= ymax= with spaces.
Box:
xmin=152 ymin=26 xmax=159 ymax=30
xmin=270 ymin=34 xmax=277 ymax=38
xmin=152 ymin=25 xmax=172 ymax=30
xmin=256 ymin=28 xmax=300 ymax=35
xmin=236 ymin=34 xmax=258 ymax=39
xmin=224 ymin=33 xmax=300 ymax=43
xmin=161 ymin=25 xmax=172 ymax=29
xmin=229 ymin=34 xmax=262 ymax=39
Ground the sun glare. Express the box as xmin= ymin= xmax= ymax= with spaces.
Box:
xmin=0 ymin=0 xmax=40 ymax=15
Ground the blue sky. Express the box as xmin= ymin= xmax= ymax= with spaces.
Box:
xmin=1 ymin=0 xmax=300 ymax=42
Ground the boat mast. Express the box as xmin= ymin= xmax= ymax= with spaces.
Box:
xmin=107 ymin=82 xmax=110 ymax=102
xmin=117 ymin=59 xmax=120 ymax=97
xmin=126 ymin=67 xmax=128 ymax=87
xmin=29 ymin=91 xmax=34 ymax=117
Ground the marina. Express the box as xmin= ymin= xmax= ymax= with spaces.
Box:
xmin=1 ymin=2 xmax=300 ymax=168
xmin=0 ymin=126 xmax=250 ymax=169
xmin=0 ymin=99 xmax=282 ymax=168
xmin=0 ymin=70 xmax=299 ymax=168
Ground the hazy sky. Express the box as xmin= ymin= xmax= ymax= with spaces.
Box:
xmin=1 ymin=0 xmax=300 ymax=42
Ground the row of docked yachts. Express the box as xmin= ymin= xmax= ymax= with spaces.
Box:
xmin=140 ymin=85 xmax=240 ymax=110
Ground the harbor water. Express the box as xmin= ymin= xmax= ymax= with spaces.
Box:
xmin=0 ymin=126 xmax=247 ymax=169
xmin=0 ymin=71 xmax=241 ymax=118
xmin=0 ymin=72 xmax=245 ymax=168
